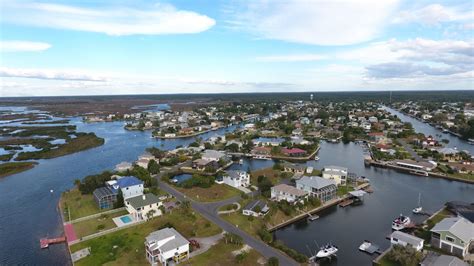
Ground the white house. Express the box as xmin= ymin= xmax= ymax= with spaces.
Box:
xmin=125 ymin=193 xmax=162 ymax=221
xmin=201 ymin=150 xmax=226 ymax=162
xmin=390 ymin=231 xmax=424 ymax=251
xmin=322 ymin=165 xmax=348 ymax=186
xmin=107 ymin=176 xmax=144 ymax=200
xmin=271 ymin=184 xmax=308 ymax=204
xmin=223 ymin=170 xmax=250 ymax=188
xmin=242 ymin=200 xmax=269 ymax=217
xmin=145 ymin=227 xmax=189 ymax=266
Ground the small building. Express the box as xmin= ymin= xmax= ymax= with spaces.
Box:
xmin=281 ymin=148 xmax=307 ymax=157
xmin=390 ymin=231 xmax=424 ymax=251
xmin=271 ymin=184 xmax=308 ymax=204
xmin=322 ymin=165 xmax=348 ymax=186
xmin=93 ymin=186 xmax=117 ymax=209
xmin=394 ymin=159 xmax=437 ymax=172
xmin=125 ymin=193 xmax=162 ymax=221
xmin=145 ymin=227 xmax=190 ymax=266
xmin=430 ymin=216 xmax=474 ymax=258
xmin=223 ymin=170 xmax=250 ymax=188
xmin=282 ymin=161 xmax=306 ymax=174
xmin=242 ymin=200 xmax=269 ymax=217
xmin=296 ymin=176 xmax=337 ymax=202
xmin=201 ymin=150 xmax=226 ymax=162
xmin=252 ymin=137 xmax=284 ymax=147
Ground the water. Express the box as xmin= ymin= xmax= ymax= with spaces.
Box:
xmin=172 ymin=173 xmax=193 ymax=184
xmin=0 ymin=111 xmax=239 ymax=265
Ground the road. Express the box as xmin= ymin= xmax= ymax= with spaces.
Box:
xmin=398 ymin=139 xmax=423 ymax=161
xmin=155 ymin=176 xmax=298 ymax=266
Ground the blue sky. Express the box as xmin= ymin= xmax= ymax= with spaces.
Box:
xmin=0 ymin=0 xmax=473 ymax=96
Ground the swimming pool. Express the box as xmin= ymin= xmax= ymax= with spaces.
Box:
xmin=120 ymin=216 xmax=132 ymax=223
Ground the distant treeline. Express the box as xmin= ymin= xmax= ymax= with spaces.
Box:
xmin=1 ymin=90 xmax=473 ymax=104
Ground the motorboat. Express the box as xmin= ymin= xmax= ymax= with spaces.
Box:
xmin=314 ymin=156 xmax=320 ymax=161
xmin=316 ymin=244 xmax=338 ymax=258
xmin=410 ymin=170 xmax=429 ymax=176
xmin=413 ymin=193 xmax=423 ymax=214
xmin=392 ymin=214 xmax=411 ymax=230
xmin=359 ymin=240 xmax=371 ymax=251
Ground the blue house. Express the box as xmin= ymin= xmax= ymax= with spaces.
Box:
xmin=93 ymin=176 xmax=144 ymax=209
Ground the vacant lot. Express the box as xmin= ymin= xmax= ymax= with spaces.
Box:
xmin=176 ymin=184 xmax=241 ymax=202
xmin=61 ymin=189 xmax=102 ymax=221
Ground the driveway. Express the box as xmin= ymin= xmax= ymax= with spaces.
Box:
xmin=157 ymin=179 xmax=298 ymax=266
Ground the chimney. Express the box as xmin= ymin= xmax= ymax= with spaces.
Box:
xmin=142 ymin=195 xmax=146 ymax=200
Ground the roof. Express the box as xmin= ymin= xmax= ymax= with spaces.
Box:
xmin=93 ymin=186 xmax=116 ymax=199
xmin=282 ymin=148 xmax=307 ymax=154
xmin=145 ymin=227 xmax=189 ymax=253
xmin=431 ymin=217 xmax=474 ymax=243
xmin=349 ymin=190 xmax=367 ymax=198
xmin=391 ymin=231 xmax=424 ymax=246
xmin=243 ymin=200 xmax=269 ymax=212
xmin=202 ymin=149 xmax=225 ymax=159
xmin=297 ymin=176 xmax=336 ymax=190
xmin=193 ymin=158 xmax=212 ymax=166
xmin=272 ymin=184 xmax=307 ymax=197
xmin=437 ymin=147 xmax=459 ymax=155
xmin=282 ymin=161 xmax=306 ymax=171
xmin=225 ymin=170 xmax=246 ymax=179
xmin=253 ymin=137 xmax=284 ymax=144
xmin=126 ymin=193 xmax=160 ymax=209
xmin=324 ymin=165 xmax=348 ymax=172
xmin=116 ymin=176 xmax=143 ymax=188
xmin=421 ymin=253 xmax=468 ymax=266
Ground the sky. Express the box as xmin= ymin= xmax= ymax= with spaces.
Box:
xmin=0 ymin=0 xmax=473 ymax=96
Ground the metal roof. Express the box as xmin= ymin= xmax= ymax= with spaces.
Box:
xmin=431 ymin=217 xmax=474 ymax=243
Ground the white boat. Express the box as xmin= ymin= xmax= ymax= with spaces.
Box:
xmin=410 ymin=170 xmax=429 ymax=176
xmin=314 ymin=156 xmax=320 ymax=161
xmin=239 ymin=159 xmax=244 ymax=165
xmin=308 ymin=214 xmax=320 ymax=221
xmin=316 ymin=244 xmax=338 ymax=258
xmin=392 ymin=214 xmax=411 ymax=230
xmin=412 ymin=193 xmax=423 ymax=214
xmin=359 ymin=240 xmax=371 ymax=251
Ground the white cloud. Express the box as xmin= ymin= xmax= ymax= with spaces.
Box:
xmin=0 ymin=40 xmax=51 ymax=52
xmin=256 ymin=54 xmax=327 ymax=62
xmin=227 ymin=0 xmax=400 ymax=45
xmin=393 ymin=4 xmax=473 ymax=25
xmin=0 ymin=67 xmax=107 ymax=81
xmin=2 ymin=1 xmax=215 ymax=36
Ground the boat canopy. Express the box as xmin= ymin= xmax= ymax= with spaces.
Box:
xmin=349 ymin=190 xmax=367 ymax=198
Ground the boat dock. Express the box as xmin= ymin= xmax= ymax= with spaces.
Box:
xmin=339 ymin=199 xmax=354 ymax=207
xmin=40 ymin=236 xmax=66 ymax=248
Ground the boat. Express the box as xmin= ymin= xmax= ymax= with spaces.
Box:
xmin=314 ymin=156 xmax=320 ymax=161
xmin=316 ymin=244 xmax=338 ymax=258
xmin=392 ymin=214 xmax=411 ymax=230
xmin=359 ymin=240 xmax=380 ymax=254
xmin=409 ymin=170 xmax=429 ymax=176
xmin=239 ymin=159 xmax=244 ymax=165
xmin=359 ymin=240 xmax=371 ymax=251
xmin=308 ymin=214 xmax=320 ymax=221
xmin=412 ymin=193 xmax=423 ymax=214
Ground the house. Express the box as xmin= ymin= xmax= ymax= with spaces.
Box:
xmin=368 ymin=132 xmax=386 ymax=144
xmin=251 ymin=147 xmax=272 ymax=158
xmin=145 ymin=227 xmax=189 ymax=266
xmin=253 ymin=137 xmax=284 ymax=147
xmin=136 ymin=158 xmax=150 ymax=169
xmin=125 ymin=193 xmax=162 ymax=221
xmin=394 ymin=159 xmax=437 ymax=171
xmin=281 ymin=148 xmax=307 ymax=157
xmin=242 ymin=200 xmax=269 ymax=217
xmin=420 ymin=253 xmax=468 ymax=266
xmin=192 ymin=159 xmax=218 ymax=171
xmin=437 ymin=148 xmax=461 ymax=162
xmin=430 ymin=216 xmax=474 ymax=258
xmin=296 ymin=176 xmax=337 ymax=202
xmin=281 ymin=161 xmax=306 ymax=174
xmin=291 ymin=137 xmax=311 ymax=146
xmin=223 ymin=170 xmax=250 ymax=188
xmin=93 ymin=186 xmax=118 ymax=209
xmin=390 ymin=231 xmax=424 ymax=251
xmin=201 ymin=150 xmax=226 ymax=162
xmin=322 ymin=165 xmax=348 ymax=186
xmin=271 ymin=184 xmax=308 ymax=204
xmin=107 ymin=176 xmax=144 ymax=200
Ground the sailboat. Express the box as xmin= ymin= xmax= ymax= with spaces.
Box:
xmin=412 ymin=193 xmax=422 ymax=214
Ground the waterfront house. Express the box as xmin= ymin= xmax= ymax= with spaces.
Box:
xmin=436 ymin=147 xmax=461 ymax=162
xmin=145 ymin=227 xmax=189 ymax=266
xmin=251 ymin=146 xmax=271 ymax=158
xmin=192 ymin=159 xmax=218 ymax=171
xmin=93 ymin=186 xmax=117 ymax=209
xmin=393 ymin=159 xmax=437 ymax=172
xmin=253 ymin=137 xmax=284 ymax=147
xmin=242 ymin=200 xmax=269 ymax=217
xmin=271 ymin=184 xmax=308 ymax=204
xmin=390 ymin=231 xmax=424 ymax=251
xmin=136 ymin=158 xmax=150 ymax=169
xmin=107 ymin=176 xmax=144 ymax=200
xmin=201 ymin=150 xmax=226 ymax=162
xmin=322 ymin=165 xmax=348 ymax=186
xmin=281 ymin=148 xmax=307 ymax=157
xmin=430 ymin=216 xmax=474 ymax=258
xmin=368 ymin=132 xmax=386 ymax=144
xmin=420 ymin=253 xmax=468 ymax=266
xmin=125 ymin=193 xmax=162 ymax=221
xmin=282 ymin=161 xmax=306 ymax=174
xmin=223 ymin=170 xmax=250 ymax=188
xmin=296 ymin=176 xmax=337 ymax=202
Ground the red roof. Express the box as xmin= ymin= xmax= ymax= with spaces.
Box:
xmin=282 ymin=148 xmax=307 ymax=154
xmin=368 ymin=132 xmax=384 ymax=136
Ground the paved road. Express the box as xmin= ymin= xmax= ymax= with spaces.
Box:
xmin=156 ymin=179 xmax=298 ymax=266
xmin=398 ymin=139 xmax=423 ymax=161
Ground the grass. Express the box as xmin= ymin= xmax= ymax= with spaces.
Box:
xmin=426 ymin=207 xmax=452 ymax=230
xmin=15 ymin=133 xmax=104 ymax=160
xmin=60 ymin=188 xmax=103 ymax=221
xmin=250 ymin=167 xmax=282 ymax=185
xmin=184 ymin=239 xmax=263 ymax=266
xmin=0 ymin=153 xmax=14 ymax=161
xmin=0 ymin=162 xmax=37 ymax=178
xmin=70 ymin=206 xmax=222 ymax=266
xmin=73 ymin=210 xmax=128 ymax=238
xmin=337 ymin=184 xmax=355 ymax=196
xmin=176 ymin=183 xmax=241 ymax=202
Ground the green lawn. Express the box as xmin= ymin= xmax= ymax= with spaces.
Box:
xmin=61 ymin=189 xmax=102 ymax=221
xmin=73 ymin=210 xmax=128 ymax=238
xmin=0 ymin=162 xmax=37 ymax=178
xmin=184 ymin=239 xmax=263 ymax=266
xmin=337 ymin=185 xmax=355 ymax=196
xmin=250 ymin=167 xmax=282 ymax=185
xmin=71 ymin=206 xmax=222 ymax=266
xmin=176 ymin=183 xmax=241 ymax=202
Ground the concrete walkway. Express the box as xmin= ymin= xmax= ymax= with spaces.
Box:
xmin=189 ymin=232 xmax=225 ymax=258
xmin=217 ymin=202 xmax=241 ymax=214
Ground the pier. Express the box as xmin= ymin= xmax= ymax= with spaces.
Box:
xmin=40 ymin=236 xmax=66 ymax=249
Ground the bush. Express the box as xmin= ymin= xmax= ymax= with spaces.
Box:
xmin=257 ymin=227 xmax=273 ymax=243
xmin=179 ymin=174 xmax=215 ymax=188
xmin=235 ymin=252 xmax=248 ymax=263
xmin=97 ymin=224 xmax=105 ymax=230
xmin=224 ymin=233 xmax=243 ymax=245
xmin=267 ymin=257 xmax=279 ymax=266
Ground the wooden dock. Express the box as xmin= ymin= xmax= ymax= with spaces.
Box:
xmin=40 ymin=236 xmax=66 ymax=249
xmin=339 ymin=199 xmax=354 ymax=207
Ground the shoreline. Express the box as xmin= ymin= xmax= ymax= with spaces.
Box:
xmin=153 ymin=126 xmax=225 ymax=139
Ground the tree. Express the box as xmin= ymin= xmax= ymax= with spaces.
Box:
xmin=386 ymin=245 xmax=423 ymax=266
xmin=267 ymin=257 xmax=279 ymax=266
xmin=114 ymin=190 xmax=125 ymax=208
xmin=147 ymin=160 xmax=160 ymax=174
xmin=73 ymin=179 xmax=81 ymax=188
xmin=146 ymin=209 xmax=156 ymax=220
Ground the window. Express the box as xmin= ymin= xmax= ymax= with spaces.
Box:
xmin=432 ymin=232 xmax=440 ymax=239
xmin=445 ymin=236 xmax=455 ymax=243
